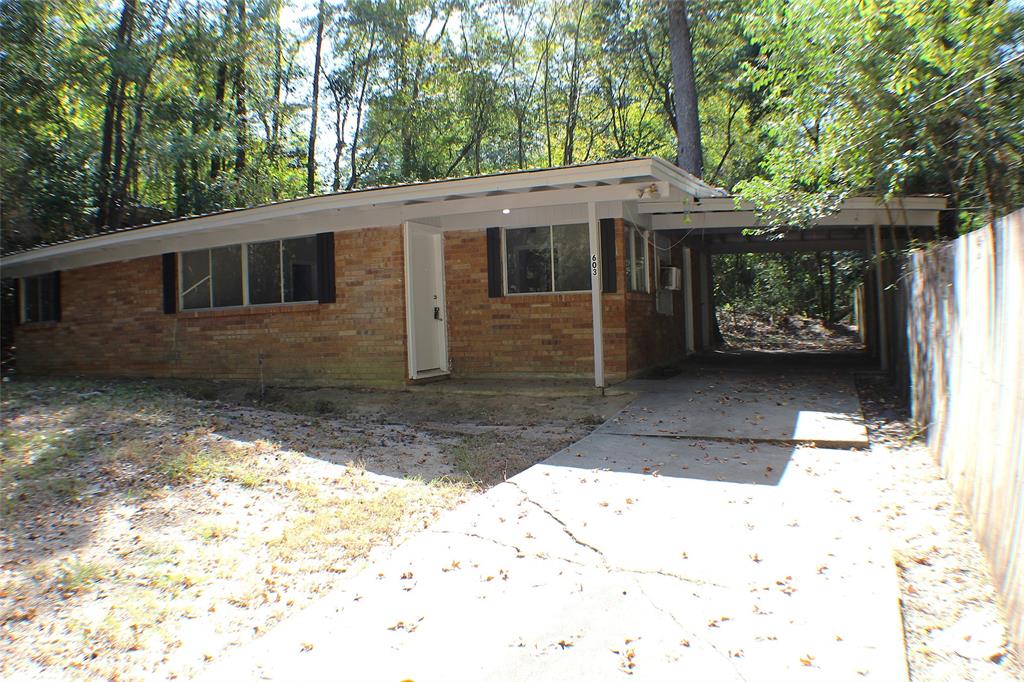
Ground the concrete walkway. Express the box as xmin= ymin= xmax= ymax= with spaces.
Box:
xmin=204 ymin=365 xmax=904 ymax=681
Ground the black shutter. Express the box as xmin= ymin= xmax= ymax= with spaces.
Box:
xmin=486 ymin=227 xmax=502 ymax=297
xmin=600 ymin=218 xmax=617 ymax=293
xmin=161 ymin=253 xmax=177 ymax=314
xmin=51 ymin=271 xmax=61 ymax=322
xmin=316 ymin=232 xmax=336 ymax=303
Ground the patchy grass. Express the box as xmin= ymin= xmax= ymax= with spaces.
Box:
xmin=1 ymin=376 xmax=611 ymax=680
xmin=1 ymin=428 xmax=96 ymax=514
xmin=159 ymin=433 xmax=268 ymax=488
xmin=54 ymin=558 xmax=109 ymax=594
xmin=442 ymin=429 xmax=579 ymax=487
xmin=269 ymin=473 xmax=470 ymax=571
xmin=0 ymin=379 xmax=472 ymax=680
xmin=446 ymin=432 xmax=516 ymax=485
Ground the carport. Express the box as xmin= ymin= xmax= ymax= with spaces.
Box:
xmin=627 ymin=195 xmax=948 ymax=374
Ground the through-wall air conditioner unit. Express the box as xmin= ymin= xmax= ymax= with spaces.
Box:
xmin=660 ymin=266 xmax=683 ymax=291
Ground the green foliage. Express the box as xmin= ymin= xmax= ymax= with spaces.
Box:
xmin=1 ymin=0 xmax=1020 ymax=251
xmin=736 ymin=0 xmax=1024 ymax=226
xmin=714 ymin=251 xmax=866 ymax=322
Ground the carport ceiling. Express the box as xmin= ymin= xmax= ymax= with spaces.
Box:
xmin=642 ymin=195 xmax=947 ymax=253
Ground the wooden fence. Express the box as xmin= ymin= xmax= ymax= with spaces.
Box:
xmin=898 ymin=208 xmax=1024 ymax=651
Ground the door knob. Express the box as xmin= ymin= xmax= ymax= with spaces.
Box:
xmin=433 ymin=306 xmax=441 ymax=320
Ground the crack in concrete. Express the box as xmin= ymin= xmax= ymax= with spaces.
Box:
xmin=505 ymin=481 xmax=726 ymax=590
xmin=507 ymin=481 xmax=607 ymax=560
xmin=620 ymin=566 xmax=724 ymax=589
xmin=429 ymin=529 xmax=523 ymax=555
xmin=632 ymin=576 xmax=750 ymax=682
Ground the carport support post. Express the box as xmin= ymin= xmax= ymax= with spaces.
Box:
xmin=699 ymin=250 xmax=712 ymax=349
xmin=873 ymin=222 xmax=889 ymax=372
xmin=588 ymin=201 xmax=605 ymax=388
xmin=682 ymin=246 xmax=695 ymax=354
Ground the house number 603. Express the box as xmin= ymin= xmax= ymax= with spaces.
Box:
xmin=591 ymin=254 xmax=599 ymax=276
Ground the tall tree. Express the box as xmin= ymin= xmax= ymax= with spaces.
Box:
xmin=95 ymin=0 xmax=138 ymax=230
xmin=307 ymin=0 xmax=326 ymax=194
xmin=668 ymin=0 xmax=703 ymax=176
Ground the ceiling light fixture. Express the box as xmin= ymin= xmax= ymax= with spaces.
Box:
xmin=502 ymin=208 xmax=511 ymax=215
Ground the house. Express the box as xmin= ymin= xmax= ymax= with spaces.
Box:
xmin=0 ymin=158 xmax=945 ymax=387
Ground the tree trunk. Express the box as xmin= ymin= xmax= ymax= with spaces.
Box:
xmin=233 ymin=0 xmax=248 ymax=179
xmin=668 ymin=0 xmax=702 ymax=177
xmin=108 ymin=76 xmax=129 ymax=227
xmin=542 ymin=38 xmax=552 ymax=167
xmin=561 ymin=3 xmax=585 ymax=165
xmin=347 ymin=26 xmax=377 ymax=191
xmin=332 ymin=96 xmax=343 ymax=192
xmin=96 ymin=0 xmax=137 ymax=231
xmin=211 ymin=1 xmax=233 ymax=181
xmin=307 ymin=0 xmax=325 ymax=195
xmin=270 ymin=5 xmax=283 ymax=164
xmin=110 ymin=0 xmax=171 ymax=229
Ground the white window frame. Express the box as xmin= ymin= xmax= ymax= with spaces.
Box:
xmin=627 ymin=225 xmax=651 ymax=293
xmin=501 ymin=224 xmax=591 ymax=296
xmin=177 ymin=236 xmax=319 ymax=311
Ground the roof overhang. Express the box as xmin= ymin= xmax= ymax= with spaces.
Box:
xmin=645 ymin=196 xmax=946 ymax=231
xmin=2 ymin=157 xmax=724 ymax=278
xmin=644 ymin=195 xmax=947 ymax=254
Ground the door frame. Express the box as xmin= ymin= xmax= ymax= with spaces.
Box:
xmin=403 ymin=221 xmax=450 ymax=380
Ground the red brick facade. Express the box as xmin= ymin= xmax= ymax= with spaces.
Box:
xmin=16 ymin=228 xmax=408 ymax=385
xmin=16 ymin=220 xmax=688 ymax=385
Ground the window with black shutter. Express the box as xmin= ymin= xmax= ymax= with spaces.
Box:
xmin=173 ymin=235 xmax=322 ymax=311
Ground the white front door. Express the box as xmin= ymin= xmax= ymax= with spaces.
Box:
xmin=404 ymin=222 xmax=449 ymax=378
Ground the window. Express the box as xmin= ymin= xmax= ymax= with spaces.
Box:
xmin=626 ymin=226 xmax=650 ymax=292
xmin=21 ymin=272 xmax=59 ymax=322
xmin=504 ymin=224 xmax=590 ymax=294
xmin=179 ymin=236 xmax=318 ymax=310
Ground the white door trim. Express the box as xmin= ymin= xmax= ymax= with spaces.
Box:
xmin=403 ymin=221 xmax=450 ymax=380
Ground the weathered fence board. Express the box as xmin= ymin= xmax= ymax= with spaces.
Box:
xmin=901 ymin=208 xmax=1024 ymax=651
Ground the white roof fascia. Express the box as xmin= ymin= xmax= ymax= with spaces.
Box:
xmin=639 ymin=195 xmax=947 ymax=214
xmin=647 ymin=156 xmax=727 ymax=199
xmin=650 ymin=208 xmax=943 ymax=231
xmin=2 ymin=158 xmax=716 ymax=277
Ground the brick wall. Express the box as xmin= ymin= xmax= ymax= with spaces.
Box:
xmin=443 ymin=228 xmax=627 ymax=381
xmin=443 ymin=219 xmax=683 ymax=382
xmin=15 ymin=227 xmax=408 ymax=385
xmin=16 ymin=220 xmax=687 ymax=386
xmin=623 ymin=227 xmax=687 ymax=375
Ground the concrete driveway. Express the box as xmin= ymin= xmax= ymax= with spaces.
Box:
xmin=205 ymin=364 xmax=905 ymax=681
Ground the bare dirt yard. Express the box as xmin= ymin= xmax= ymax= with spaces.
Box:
xmin=0 ymin=377 xmax=629 ymax=680
xmin=856 ymin=375 xmax=1022 ymax=682
xmin=719 ymin=308 xmax=863 ymax=353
